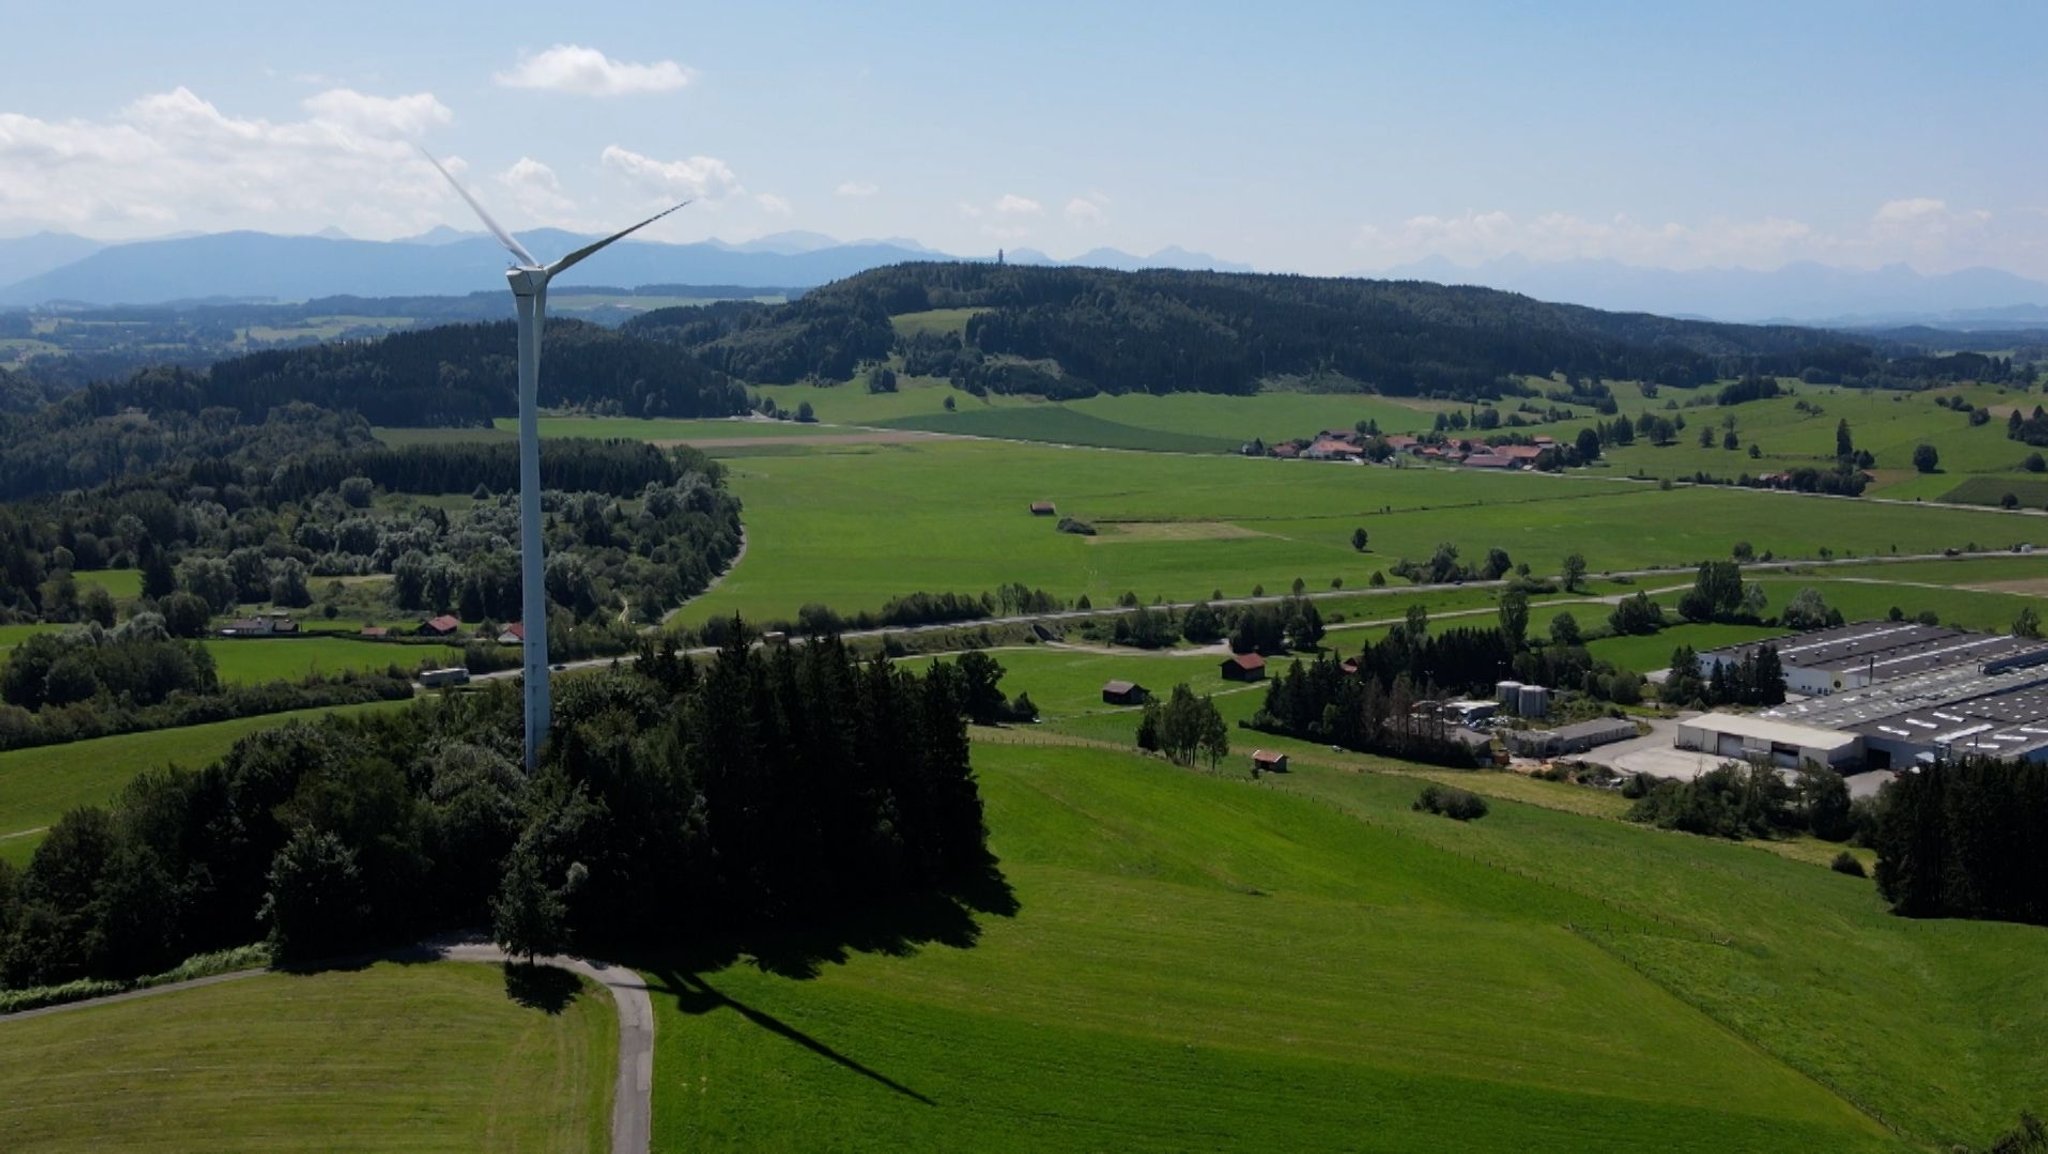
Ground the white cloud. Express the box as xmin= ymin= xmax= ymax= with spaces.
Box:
xmin=300 ymin=89 xmax=452 ymax=137
xmin=497 ymin=156 xmax=576 ymax=218
xmin=835 ymin=180 xmax=878 ymax=197
xmin=495 ymin=45 xmax=692 ymax=97
xmin=1874 ymin=197 xmax=1948 ymax=223
xmin=994 ymin=193 xmax=1042 ymax=216
xmin=0 ymin=85 xmax=460 ymax=237
xmin=754 ymin=192 xmax=792 ymax=215
xmin=600 ymin=145 xmax=741 ymax=201
xmin=1065 ymin=195 xmax=1106 ymax=224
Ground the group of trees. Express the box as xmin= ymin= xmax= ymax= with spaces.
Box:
xmin=1676 ymin=561 xmax=1768 ymax=624
xmin=1626 ymin=761 xmax=1852 ymax=842
xmin=1135 ymin=685 xmax=1229 ymax=769
xmin=0 ymin=629 xmax=994 ymax=988
xmin=1661 ymin=644 xmax=1788 ymax=709
xmin=0 ymin=612 xmax=412 ymax=753
xmin=1874 ymin=755 xmax=2048 ymax=925
xmin=1249 ymin=654 xmax=1482 ymax=767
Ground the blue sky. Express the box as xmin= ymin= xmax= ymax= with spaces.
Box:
xmin=2 ymin=0 xmax=2043 ymax=276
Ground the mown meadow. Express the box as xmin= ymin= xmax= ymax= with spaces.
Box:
xmin=641 ymin=736 xmax=2046 ymax=1151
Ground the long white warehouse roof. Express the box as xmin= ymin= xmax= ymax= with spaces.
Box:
xmin=1681 ymin=712 xmax=1860 ymax=752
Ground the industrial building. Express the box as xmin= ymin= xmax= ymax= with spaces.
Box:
xmin=1674 ymin=620 xmax=2048 ymax=771
xmin=1504 ymin=716 xmax=1639 ymax=758
xmin=1697 ymin=621 xmax=2048 ymax=696
xmin=1675 ymin=713 xmax=1862 ymax=769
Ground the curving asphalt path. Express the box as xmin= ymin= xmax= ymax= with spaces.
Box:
xmin=0 ymin=937 xmax=655 ymax=1154
xmin=422 ymin=938 xmax=654 ymax=1154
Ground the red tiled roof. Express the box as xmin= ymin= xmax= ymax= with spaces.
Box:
xmin=423 ymin=614 xmax=460 ymax=633
xmin=1227 ymin=652 xmax=1267 ymax=671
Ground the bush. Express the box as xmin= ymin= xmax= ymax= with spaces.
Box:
xmin=1830 ymin=851 xmax=1867 ymax=878
xmin=1055 ymin=516 xmax=1097 ymax=536
xmin=1413 ymin=783 xmax=1489 ymax=821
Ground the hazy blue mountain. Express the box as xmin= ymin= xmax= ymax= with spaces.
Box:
xmin=0 ymin=229 xmax=1260 ymax=306
xmin=0 ymin=232 xmax=949 ymax=306
xmin=1380 ymin=255 xmax=2048 ymax=325
xmin=0 ymin=232 xmax=108 ymax=286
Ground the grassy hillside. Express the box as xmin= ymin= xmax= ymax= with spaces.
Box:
xmin=0 ymin=962 xmax=614 ymax=1152
xmin=676 ymin=438 xmax=2037 ymax=625
xmin=0 ymin=701 xmax=409 ymax=867
xmin=642 ymin=739 xmax=1983 ymax=1152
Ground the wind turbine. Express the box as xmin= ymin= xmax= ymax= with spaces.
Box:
xmin=421 ymin=150 xmax=690 ymax=770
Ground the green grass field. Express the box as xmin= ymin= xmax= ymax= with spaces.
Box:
xmin=1586 ymin=621 xmax=1786 ymax=673
xmin=889 ymin=307 xmax=986 ymax=339
xmin=0 ymin=701 xmax=409 ymax=867
xmin=879 ymin=406 xmax=1246 ymax=453
xmin=204 ymin=637 xmax=465 ymax=684
xmin=0 ymin=962 xmax=614 ymax=1152
xmin=675 ymin=439 xmax=2033 ymax=626
xmin=73 ymin=569 xmax=142 ymax=601
xmin=640 ymin=738 xmax=2008 ymax=1151
xmin=1939 ymin=476 xmax=2048 ymax=508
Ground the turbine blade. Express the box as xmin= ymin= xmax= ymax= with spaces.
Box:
xmin=546 ymin=201 xmax=691 ymax=277
xmin=416 ymin=147 xmax=538 ymax=267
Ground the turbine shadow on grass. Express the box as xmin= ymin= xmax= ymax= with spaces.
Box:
xmin=634 ymin=859 xmax=1020 ymax=1108
xmin=647 ymin=966 xmax=937 ymax=1106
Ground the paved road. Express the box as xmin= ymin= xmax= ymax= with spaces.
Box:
xmin=425 ymin=936 xmax=655 ymax=1154
xmin=457 ymin=548 xmax=2030 ymax=688
xmin=0 ymin=937 xmax=656 ymax=1154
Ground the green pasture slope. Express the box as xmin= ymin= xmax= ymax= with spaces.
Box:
xmin=203 ymin=636 xmax=464 ymax=685
xmin=0 ymin=962 xmax=614 ymax=1152
xmin=677 ymin=438 xmax=2035 ymax=626
xmin=644 ymin=739 xmax=2013 ymax=1152
xmin=0 ymin=701 xmax=409 ymax=867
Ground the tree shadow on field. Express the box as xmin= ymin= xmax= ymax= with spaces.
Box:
xmin=501 ymin=961 xmax=581 ymax=1014
xmin=633 ymin=858 xmax=1020 ymax=1108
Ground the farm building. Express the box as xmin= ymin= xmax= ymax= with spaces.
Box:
xmin=1102 ymin=680 xmax=1150 ymax=706
xmin=1695 ymin=620 xmax=2048 ymax=696
xmin=496 ymin=622 xmax=526 ymax=645
xmin=1030 ymin=501 xmax=1057 ymax=516
xmin=1676 ymin=713 xmax=1861 ymax=770
xmin=417 ymin=614 xmax=461 ymax=637
xmin=1502 ymin=716 xmax=1638 ymax=758
xmin=1222 ymin=653 xmax=1268 ymax=681
xmin=359 ymin=625 xmax=389 ymax=639
xmin=1251 ymin=749 xmax=1289 ymax=773
xmin=1461 ymin=452 xmax=1517 ymax=469
xmin=219 ymin=616 xmax=298 ymax=638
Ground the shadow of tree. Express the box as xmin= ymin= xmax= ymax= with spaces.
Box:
xmin=502 ymin=961 xmax=581 ymax=1013
xmin=627 ymin=858 xmax=1021 ymax=1108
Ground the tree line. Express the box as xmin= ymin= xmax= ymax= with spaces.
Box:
xmin=0 ymin=629 xmax=994 ymax=988
xmin=625 ymin=262 xmax=1983 ymax=401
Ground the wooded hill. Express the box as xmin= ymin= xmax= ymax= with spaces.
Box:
xmin=625 ymin=263 xmax=1891 ymax=398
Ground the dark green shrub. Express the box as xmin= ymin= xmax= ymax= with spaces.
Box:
xmin=1413 ymin=784 xmax=1489 ymax=821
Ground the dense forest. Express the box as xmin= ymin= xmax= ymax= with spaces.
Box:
xmin=1874 ymin=755 xmax=2048 ymax=926
xmin=0 ymin=633 xmax=994 ymax=987
xmin=624 ymin=263 xmax=1959 ymax=399
xmin=0 ymin=439 xmax=739 ymax=634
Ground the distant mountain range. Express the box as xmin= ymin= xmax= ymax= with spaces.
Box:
xmin=0 ymin=228 xmax=1250 ymax=308
xmin=5 ymin=226 xmax=2044 ymax=326
xmin=1381 ymin=255 xmax=2048 ymax=328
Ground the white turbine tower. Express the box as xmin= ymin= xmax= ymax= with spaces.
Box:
xmin=422 ymin=152 xmax=690 ymax=770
